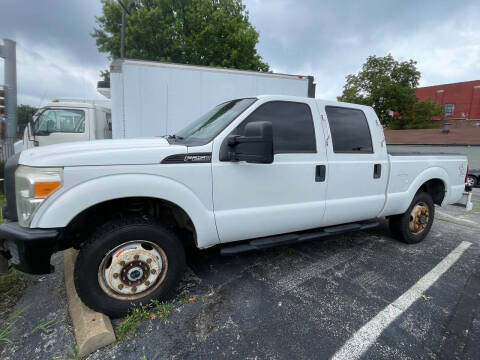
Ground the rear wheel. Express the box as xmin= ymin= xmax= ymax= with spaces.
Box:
xmin=389 ymin=192 xmax=434 ymax=244
xmin=74 ymin=216 xmax=186 ymax=317
xmin=467 ymin=175 xmax=477 ymax=187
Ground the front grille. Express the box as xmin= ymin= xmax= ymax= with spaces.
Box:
xmin=3 ymin=153 xmax=20 ymax=221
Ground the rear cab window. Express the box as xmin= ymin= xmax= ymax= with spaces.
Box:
xmin=325 ymin=106 xmax=373 ymax=153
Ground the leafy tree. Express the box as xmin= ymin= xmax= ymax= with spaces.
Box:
xmin=338 ymin=54 xmax=443 ymax=129
xmin=390 ymin=97 xmax=443 ymax=129
xmin=99 ymin=69 xmax=110 ymax=83
xmin=92 ymin=0 xmax=269 ymax=72
xmin=17 ymin=104 xmax=38 ymax=135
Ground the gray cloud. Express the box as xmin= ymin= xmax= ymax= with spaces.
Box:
xmin=0 ymin=0 xmax=108 ymax=106
xmin=1 ymin=0 xmax=479 ymax=106
xmin=245 ymin=0 xmax=480 ymax=98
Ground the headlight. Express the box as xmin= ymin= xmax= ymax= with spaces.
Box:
xmin=15 ymin=166 xmax=63 ymax=227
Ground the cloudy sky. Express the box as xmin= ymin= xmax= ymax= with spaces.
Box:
xmin=0 ymin=0 xmax=479 ymax=107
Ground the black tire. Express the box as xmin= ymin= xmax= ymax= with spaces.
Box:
xmin=74 ymin=216 xmax=186 ymax=318
xmin=389 ymin=192 xmax=435 ymax=244
xmin=467 ymin=175 xmax=477 ymax=187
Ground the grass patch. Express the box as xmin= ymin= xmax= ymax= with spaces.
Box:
xmin=0 ymin=267 xmax=29 ymax=318
xmin=152 ymin=300 xmax=173 ymax=322
xmin=116 ymin=300 xmax=174 ymax=342
xmin=0 ymin=304 xmax=29 ymax=345
xmin=28 ymin=318 xmax=56 ymax=336
xmin=116 ymin=305 xmax=152 ymax=342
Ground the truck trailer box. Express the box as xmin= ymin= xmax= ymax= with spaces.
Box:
xmin=109 ymin=59 xmax=315 ymax=139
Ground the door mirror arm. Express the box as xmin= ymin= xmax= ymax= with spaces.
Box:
xmin=220 ymin=121 xmax=274 ymax=164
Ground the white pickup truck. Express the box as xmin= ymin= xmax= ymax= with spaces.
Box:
xmin=0 ymin=95 xmax=470 ymax=317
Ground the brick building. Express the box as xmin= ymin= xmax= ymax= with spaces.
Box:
xmin=416 ymin=80 xmax=480 ymax=121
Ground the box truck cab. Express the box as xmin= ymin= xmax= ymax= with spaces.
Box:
xmin=15 ymin=99 xmax=111 ymax=153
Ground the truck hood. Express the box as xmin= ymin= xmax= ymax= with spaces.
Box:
xmin=19 ymin=138 xmax=187 ymax=167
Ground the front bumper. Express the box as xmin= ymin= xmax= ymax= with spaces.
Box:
xmin=0 ymin=222 xmax=60 ymax=274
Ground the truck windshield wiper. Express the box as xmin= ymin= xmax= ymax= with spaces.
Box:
xmin=167 ymin=134 xmax=184 ymax=140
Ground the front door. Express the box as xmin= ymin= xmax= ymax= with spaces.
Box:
xmin=212 ymin=99 xmax=328 ymax=243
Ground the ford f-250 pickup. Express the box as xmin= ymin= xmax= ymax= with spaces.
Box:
xmin=0 ymin=95 xmax=470 ymax=317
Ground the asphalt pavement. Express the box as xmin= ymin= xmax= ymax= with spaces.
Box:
xmin=1 ymin=189 xmax=479 ymax=360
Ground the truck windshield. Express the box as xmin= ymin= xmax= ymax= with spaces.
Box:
xmin=173 ymin=98 xmax=256 ymax=145
xmin=34 ymin=109 xmax=85 ymax=135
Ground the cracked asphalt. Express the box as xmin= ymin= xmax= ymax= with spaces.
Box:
xmin=1 ymin=189 xmax=479 ymax=360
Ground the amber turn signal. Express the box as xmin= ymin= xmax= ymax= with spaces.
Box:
xmin=34 ymin=181 xmax=61 ymax=198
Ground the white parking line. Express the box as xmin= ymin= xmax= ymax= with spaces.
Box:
xmin=331 ymin=241 xmax=472 ymax=360
xmin=436 ymin=210 xmax=478 ymax=225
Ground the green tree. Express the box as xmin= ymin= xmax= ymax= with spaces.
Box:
xmin=99 ymin=69 xmax=110 ymax=83
xmin=338 ymin=54 xmax=443 ymax=128
xmin=92 ymin=0 xmax=269 ymax=72
xmin=17 ymin=104 xmax=38 ymax=135
xmin=390 ymin=97 xmax=443 ymax=129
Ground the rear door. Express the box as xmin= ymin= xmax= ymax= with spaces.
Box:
xmin=320 ymin=104 xmax=388 ymax=225
xmin=212 ymin=99 xmax=328 ymax=243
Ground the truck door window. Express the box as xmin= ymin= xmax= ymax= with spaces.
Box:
xmin=234 ymin=101 xmax=316 ymax=154
xmin=325 ymin=106 xmax=373 ymax=153
xmin=34 ymin=109 xmax=85 ymax=134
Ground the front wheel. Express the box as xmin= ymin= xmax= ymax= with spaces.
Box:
xmin=74 ymin=216 xmax=186 ymax=317
xmin=389 ymin=192 xmax=435 ymax=244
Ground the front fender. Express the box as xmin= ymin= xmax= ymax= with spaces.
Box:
xmin=31 ymin=173 xmax=219 ymax=248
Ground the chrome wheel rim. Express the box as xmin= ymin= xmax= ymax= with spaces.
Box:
xmin=98 ymin=240 xmax=168 ymax=300
xmin=409 ymin=202 xmax=430 ymax=235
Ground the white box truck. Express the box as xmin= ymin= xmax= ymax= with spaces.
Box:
xmin=15 ymin=59 xmax=315 ymax=151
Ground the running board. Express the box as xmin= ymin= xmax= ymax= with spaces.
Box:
xmin=220 ymin=221 xmax=379 ymax=255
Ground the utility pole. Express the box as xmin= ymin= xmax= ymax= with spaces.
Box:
xmin=121 ymin=8 xmax=126 ymax=58
xmin=117 ymin=0 xmax=131 ymax=58
xmin=0 ymin=38 xmax=17 ymax=158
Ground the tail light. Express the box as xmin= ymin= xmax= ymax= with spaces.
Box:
xmin=465 ymin=165 xmax=469 ymax=183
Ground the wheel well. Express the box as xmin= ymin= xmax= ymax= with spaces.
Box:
xmin=418 ymin=179 xmax=445 ymax=205
xmin=61 ymin=197 xmax=197 ymax=249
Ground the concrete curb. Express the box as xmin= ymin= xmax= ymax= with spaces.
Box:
xmin=63 ymin=249 xmax=116 ymax=357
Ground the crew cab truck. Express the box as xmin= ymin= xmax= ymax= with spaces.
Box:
xmin=0 ymin=95 xmax=469 ymax=317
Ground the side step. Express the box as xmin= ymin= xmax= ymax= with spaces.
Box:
xmin=220 ymin=220 xmax=379 ymax=255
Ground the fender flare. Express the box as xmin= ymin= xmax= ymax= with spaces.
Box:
xmin=381 ymin=166 xmax=449 ymax=217
xmin=31 ymin=174 xmax=219 ymax=248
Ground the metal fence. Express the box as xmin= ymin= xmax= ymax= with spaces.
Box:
xmin=0 ymin=137 xmax=16 ymax=162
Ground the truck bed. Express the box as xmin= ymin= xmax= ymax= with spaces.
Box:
xmin=382 ymin=151 xmax=468 ymax=218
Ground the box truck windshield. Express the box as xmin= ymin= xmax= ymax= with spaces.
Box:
xmin=34 ymin=108 xmax=86 ymax=135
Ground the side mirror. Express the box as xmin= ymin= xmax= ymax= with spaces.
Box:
xmin=221 ymin=121 xmax=273 ymax=164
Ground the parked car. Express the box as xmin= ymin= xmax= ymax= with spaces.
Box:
xmin=467 ymin=169 xmax=480 ymax=187
xmin=0 ymin=95 xmax=470 ymax=317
